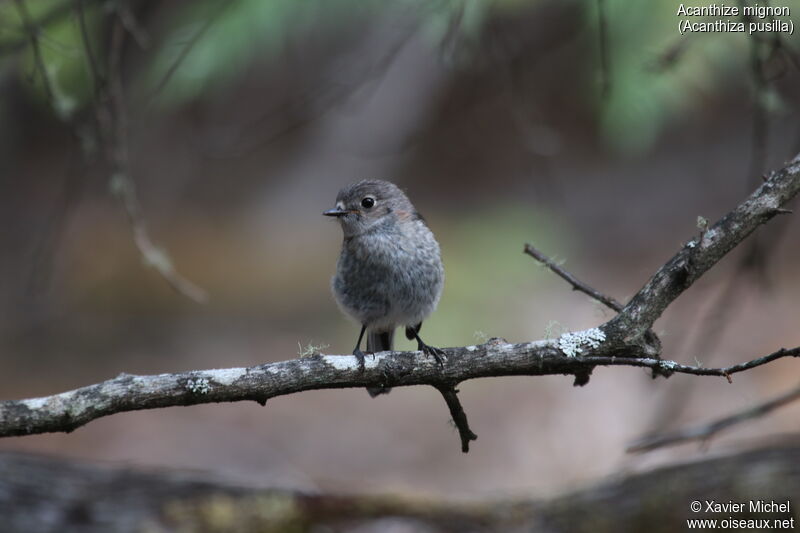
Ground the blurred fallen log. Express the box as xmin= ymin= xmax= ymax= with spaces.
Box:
xmin=1 ymin=442 xmax=797 ymax=532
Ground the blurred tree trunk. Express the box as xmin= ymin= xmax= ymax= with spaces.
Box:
xmin=2 ymin=443 xmax=798 ymax=532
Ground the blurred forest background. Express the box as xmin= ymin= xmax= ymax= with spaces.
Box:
xmin=1 ymin=0 xmax=799 ymax=500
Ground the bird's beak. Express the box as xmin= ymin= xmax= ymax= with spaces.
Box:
xmin=323 ymin=207 xmax=348 ymax=217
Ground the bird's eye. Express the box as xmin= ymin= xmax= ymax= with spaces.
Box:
xmin=361 ymin=197 xmax=375 ymax=209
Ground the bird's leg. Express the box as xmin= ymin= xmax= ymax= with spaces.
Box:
xmin=353 ymin=324 xmax=367 ymax=372
xmin=410 ymin=329 xmax=445 ymax=367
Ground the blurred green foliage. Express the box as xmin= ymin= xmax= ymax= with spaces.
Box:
xmin=595 ymin=0 xmax=798 ymax=153
xmin=2 ymin=0 xmax=797 ymax=151
xmin=2 ymin=0 xmax=100 ymax=119
xmin=143 ymin=0 xmax=300 ymax=107
xmin=596 ymin=0 xmax=742 ymax=154
xmin=144 ymin=0 xmax=501 ymax=106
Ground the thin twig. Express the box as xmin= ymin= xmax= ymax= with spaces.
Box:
xmin=110 ymin=17 xmax=209 ymax=302
xmin=524 ymin=244 xmax=623 ymax=312
xmin=595 ymin=0 xmax=610 ymax=99
xmin=115 ymin=0 xmax=150 ymax=49
xmin=13 ymin=0 xmax=55 ymax=106
xmin=746 ymin=31 xmax=768 ymax=185
xmin=641 ymin=346 xmax=800 ymax=379
xmin=145 ymin=0 xmax=232 ymax=104
xmin=112 ymin=175 xmax=209 ymax=303
xmin=628 ymin=381 xmax=800 ymax=453
xmin=75 ymin=0 xmax=104 ymax=94
xmin=436 ymin=384 xmax=478 ymax=453
xmin=72 ymin=2 xmax=208 ymax=302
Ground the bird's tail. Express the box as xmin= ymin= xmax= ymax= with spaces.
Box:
xmin=366 ymin=330 xmax=393 ymax=397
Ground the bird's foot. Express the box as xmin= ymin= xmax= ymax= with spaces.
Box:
xmin=418 ymin=341 xmax=445 ymax=367
xmin=353 ymin=348 xmax=366 ymax=372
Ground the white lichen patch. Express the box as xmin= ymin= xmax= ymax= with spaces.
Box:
xmin=660 ymin=360 xmax=677 ymax=370
xmin=702 ymin=227 xmax=718 ymax=243
xmin=209 ymin=368 xmax=247 ymax=386
xmin=558 ymin=328 xmax=606 ymax=357
xmin=186 ymin=377 xmax=211 ymax=394
xmin=323 ymin=355 xmax=366 ymax=371
xmin=686 ymin=240 xmax=696 ymax=249
xmin=23 ymin=397 xmax=49 ymax=410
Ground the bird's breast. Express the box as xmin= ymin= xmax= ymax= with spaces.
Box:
xmin=332 ymin=223 xmax=443 ymax=326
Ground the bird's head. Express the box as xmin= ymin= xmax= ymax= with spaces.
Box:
xmin=324 ymin=179 xmax=417 ymax=238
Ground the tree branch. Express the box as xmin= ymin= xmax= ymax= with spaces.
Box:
xmin=435 ymin=384 xmax=478 ymax=452
xmin=628 ymin=380 xmax=800 ymax=453
xmin=606 ymin=152 xmax=800 ymax=342
xmin=1 ymin=153 xmax=799 ymax=451
xmin=0 ymin=344 xmax=797 ymax=440
xmin=523 ymin=244 xmax=623 ymax=312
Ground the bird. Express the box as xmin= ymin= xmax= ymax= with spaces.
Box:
xmin=324 ymin=179 xmax=445 ymax=396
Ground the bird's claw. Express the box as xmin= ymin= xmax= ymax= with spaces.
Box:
xmin=418 ymin=342 xmax=445 ymax=367
xmin=353 ymin=348 xmax=366 ymax=372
